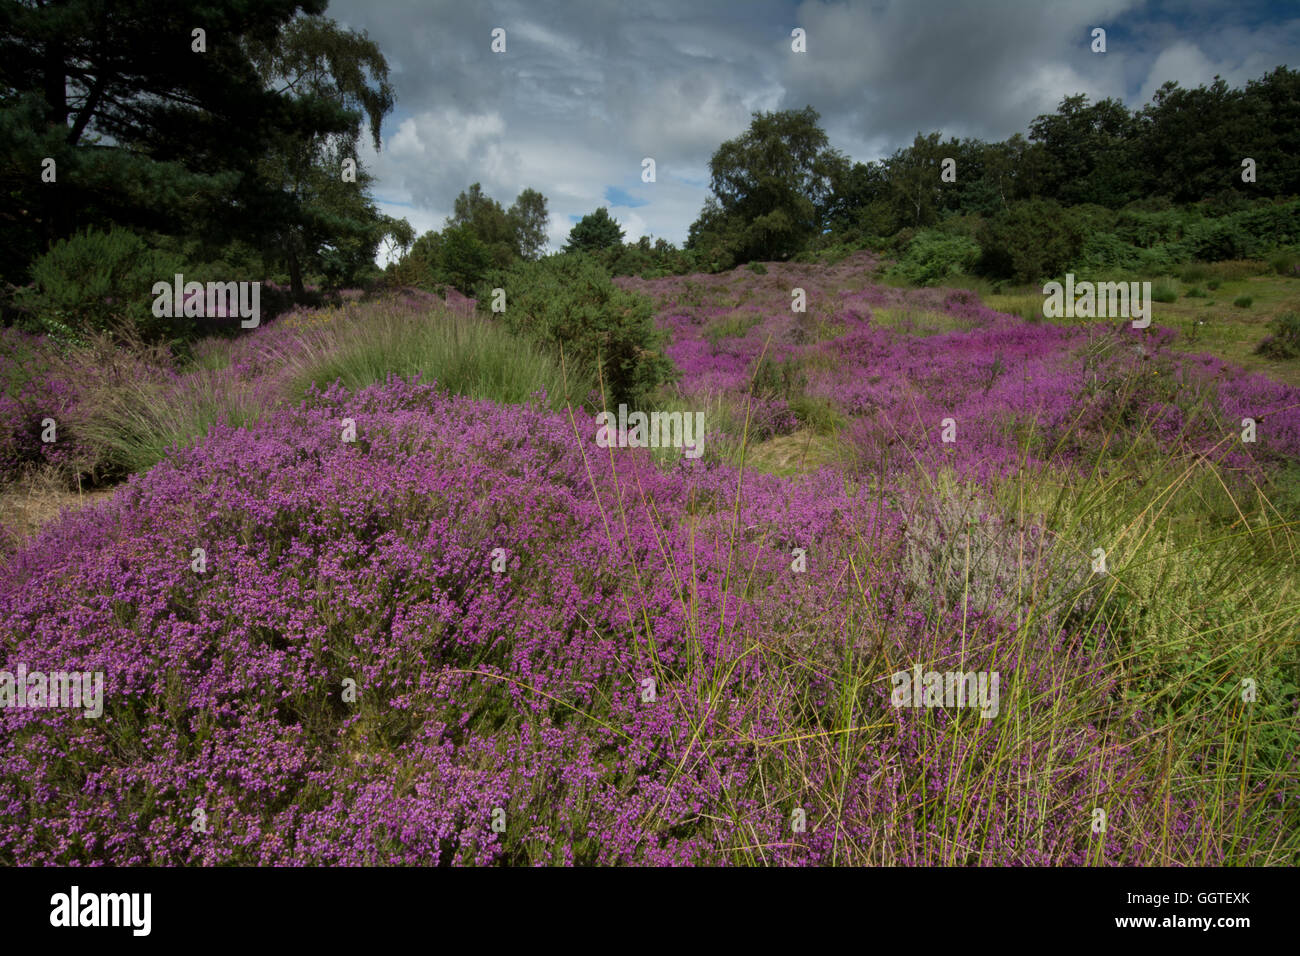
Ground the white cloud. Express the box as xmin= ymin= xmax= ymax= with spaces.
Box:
xmin=322 ymin=0 xmax=1298 ymax=257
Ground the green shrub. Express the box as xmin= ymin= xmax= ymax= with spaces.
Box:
xmin=976 ymin=199 xmax=1084 ymax=284
xmin=16 ymin=227 xmax=186 ymax=345
xmin=748 ymin=354 xmax=806 ymax=401
xmin=1114 ymin=207 xmax=1187 ymax=248
xmin=1183 ymin=219 xmax=1253 ymax=261
xmin=1151 ymin=282 xmax=1178 ymax=303
xmin=594 ymin=241 xmax=698 ymax=278
xmin=1207 ymin=278 xmax=1221 ymax=290
xmin=1233 ymin=295 xmax=1253 ymax=308
xmin=1255 ymin=311 xmax=1300 ymax=359
xmin=789 ymin=394 xmax=843 ymax=434
xmin=1185 ymin=286 xmax=1207 ymax=298
xmin=1075 ymin=232 xmax=1144 ymax=273
xmin=747 ymin=261 xmax=768 ymax=275
xmin=1270 ymin=251 xmax=1299 ymax=276
xmin=703 ymin=313 xmax=762 ymax=350
xmin=887 ymin=230 xmax=980 ymax=286
xmin=478 ymin=254 xmax=677 ymax=406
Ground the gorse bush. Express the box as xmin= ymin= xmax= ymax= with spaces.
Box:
xmin=16 ymin=227 xmax=187 ymax=345
xmin=478 ymin=254 xmax=676 ymax=406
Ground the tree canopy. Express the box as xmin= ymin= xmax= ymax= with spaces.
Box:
xmin=565 ymin=207 xmax=625 ymax=253
xmin=0 ymin=0 xmax=409 ymax=291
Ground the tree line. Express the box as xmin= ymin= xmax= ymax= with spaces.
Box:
xmin=685 ymin=67 xmax=1300 ymax=275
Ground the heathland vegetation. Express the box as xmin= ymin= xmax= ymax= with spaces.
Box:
xmin=0 ymin=3 xmax=1296 ymax=865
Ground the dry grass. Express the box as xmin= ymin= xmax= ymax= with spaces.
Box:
xmin=745 ymin=429 xmax=848 ymax=475
xmin=0 ymin=467 xmax=115 ymax=560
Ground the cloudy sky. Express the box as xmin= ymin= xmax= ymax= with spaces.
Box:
xmin=323 ymin=0 xmax=1300 ymax=259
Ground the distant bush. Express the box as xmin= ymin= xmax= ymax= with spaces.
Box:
xmin=1075 ymin=232 xmax=1144 ymax=273
xmin=747 ymin=261 xmax=768 ymax=275
xmin=594 ymin=239 xmax=698 ymax=278
xmin=1182 ymin=219 xmax=1251 ymax=261
xmin=887 ymin=230 xmax=980 ymax=286
xmin=1151 ymin=282 xmax=1178 ymax=303
xmin=1270 ymin=251 xmax=1299 ymax=276
xmin=1233 ymin=295 xmax=1253 ymax=308
xmin=478 ymin=254 xmax=677 ymax=406
xmin=1256 ymin=311 xmax=1300 ymax=359
xmin=15 ymin=227 xmax=186 ymax=345
xmin=564 ymin=208 xmax=625 ymax=254
xmin=1185 ymin=286 xmax=1207 ymax=298
xmin=976 ymin=199 xmax=1084 ymax=284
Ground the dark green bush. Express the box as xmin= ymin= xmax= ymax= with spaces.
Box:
xmin=1270 ymin=250 xmax=1299 ymax=276
xmin=1075 ymin=232 xmax=1144 ymax=273
xmin=478 ymin=254 xmax=677 ymax=406
xmin=976 ymin=199 xmax=1085 ymax=284
xmin=16 ymin=227 xmax=186 ymax=345
xmin=594 ymin=240 xmax=698 ymax=278
xmin=1151 ymin=282 xmax=1178 ymax=303
xmin=1233 ymin=295 xmax=1253 ymax=308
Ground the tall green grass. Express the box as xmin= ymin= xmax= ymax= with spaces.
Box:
xmin=281 ymin=304 xmax=592 ymax=411
xmin=64 ymin=301 xmax=592 ymax=480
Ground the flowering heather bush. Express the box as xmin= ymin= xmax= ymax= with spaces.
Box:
xmin=618 ymin=254 xmax=1300 ymax=482
xmin=0 ymin=327 xmax=102 ymax=480
xmin=0 ymin=255 xmax=1295 ymax=866
xmin=3 ymin=375 xmax=1294 ymax=864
